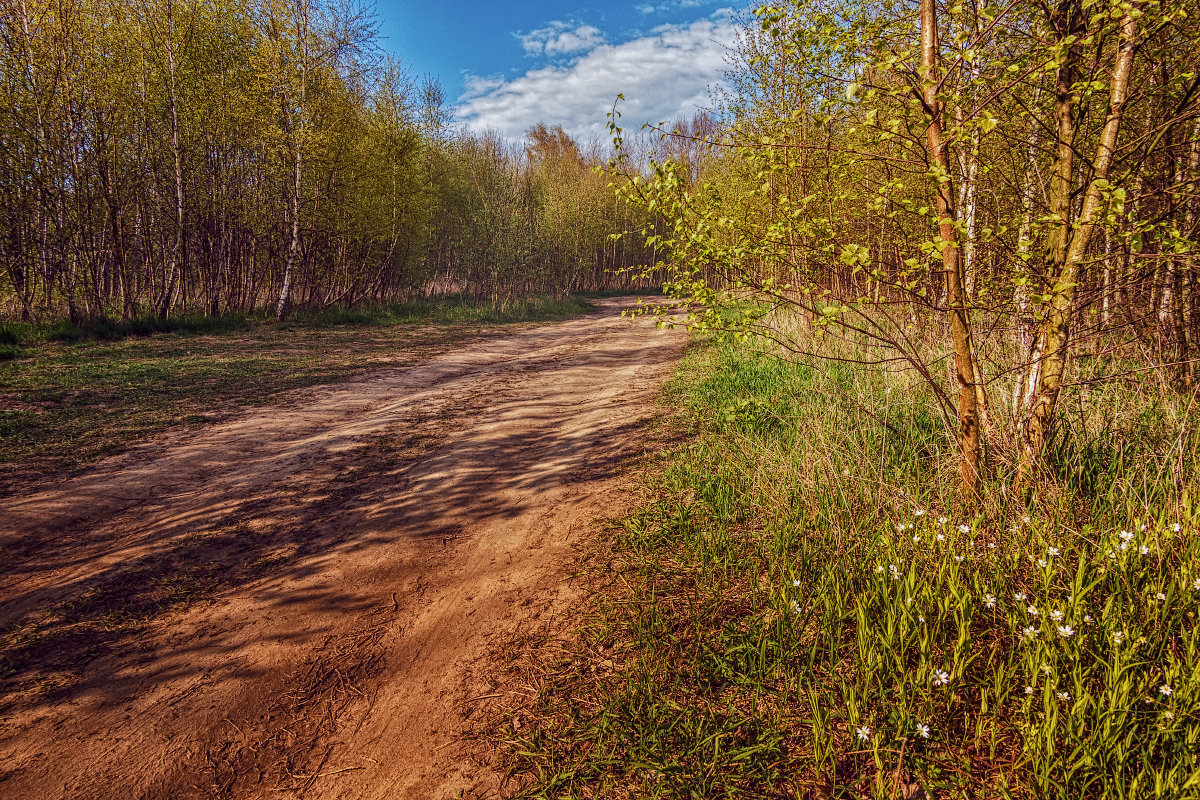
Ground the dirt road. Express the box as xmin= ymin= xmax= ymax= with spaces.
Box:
xmin=0 ymin=298 xmax=685 ymax=799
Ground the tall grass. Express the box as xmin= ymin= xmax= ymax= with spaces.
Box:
xmin=498 ymin=326 xmax=1200 ymax=798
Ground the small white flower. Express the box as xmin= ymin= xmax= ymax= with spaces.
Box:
xmin=1049 ymin=610 xmax=1064 ymax=622
xmin=875 ymin=564 xmax=885 ymax=574
xmin=1014 ymin=592 xmax=1027 ymax=602
xmin=936 ymin=533 xmax=946 ymax=542
xmin=915 ymin=722 xmax=930 ymax=738
xmin=984 ymin=594 xmax=996 ymax=608
xmin=1057 ymin=625 xmax=1075 ymax=638
xmin=915 ymin=509 xmax=926 ymax=517
xmin=958 ymin=524 xmax=970 ymax=534
xmin=1139 ymin=523 xmax=1148 ymax=532
xmin=932 ymin=669 xmax=950 ymax=686
xmin=1057 ymin=691 xmax=1071 ymax=702
xmin=937 ymin=516 xmax=948 ymax=525
xmin=889 ymin=564 xmax=901 ymax=580
xmin=1172 ymin=523 xmax=1182 ymax=533
xmin=1022 ymin=626 xmax=1041 ymax=640
xmin=1047 ymin=546 xmax=1060 ymax=557
xmin=1022 ymin=515 xmax=1031 ymax=524
xmin=1041 ymin=664 xmax=1053 ymax=675
xmin=1084 ymin=614 xmax=1093 ymax=624
xmin=1024 ymin=685 xmax=1034 ymax=695
xmin=857 ymin=725 xmax=872 ymax=742
xmin=918 ymin=615 xmax=926 ymax=624
xmin=1120 ymin=541 xmax=1130 ymax=552
xmin=1027 ymin=605 xmax=1039 ymax=616
xmin=1120 ymin=530 xmax=1134 ymax=542
xmin=954 ymin=555 xmax=964 ymax=563
xmin=987 ymin=542 xmax=997 ymax=549
xmin=1193 ymin=578 xmax=1200 ymax=591
xmin=913 ymin=534 xmax=921 ymax=543
xmin=1164 ymin=710 xmax=1176 ymax=720
xmin=1160 ymin=684 xmax=1172 ymax=697
xmin=896 ymin=523 xmax=906 ymax=533
xmin=1112 ymin=631 xmax=1125 ymax=645
xmin=1157 ymin=592 xmax=1166 ymax=601
xmin=907 ymin=596 xmax=913 ymax=605
xmin=1037 ymin=558 xmax=1048 ymax=568
xmin=1139 ymin=545 xmax=1150 ymax=555
xmin=790 ymin=600 xmax=802 ymax=615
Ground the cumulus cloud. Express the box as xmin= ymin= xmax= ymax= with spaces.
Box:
xmin=518 ymin=21 xmax=606 ymax=57
xmin=457 ymin=14 xmax=735 ymax=142
xmin=636 ymin=0 xmax=714 ymax=13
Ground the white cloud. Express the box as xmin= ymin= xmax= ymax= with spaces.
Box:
xmin=636 ymin=0 xmax=714 ymax=14
xmin=518 ymin=21 xmax=606 ymax=57
xmin=458 ymin=15 xmax=735 ymax=143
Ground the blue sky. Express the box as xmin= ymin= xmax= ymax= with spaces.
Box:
xmin=372 ymin=1 xmax=739 ymax=141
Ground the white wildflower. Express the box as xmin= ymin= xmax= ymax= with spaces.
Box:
xmin=1048 ymin=546 xmax=1060 ymax=557
xmin=1057 ymin=625 xmax=1075 ymax=638
xmin=936 ymin=533 xmax=946 ymax=542
xmin=984 ymin=594 xmax=996 ymax=608
xmin=915 ymin=509 xmax=926 ymax=517
xmin=988 ymin=542 xmax=997 ymax=549
xmin=1084 ymin=614 xmax=1093 ymax=624
xmin=958 ymin=524 xmax=970 ymax=534
xmin=1021 ymin=515 xmax=1031 ymax=524
xmin=1120 ymin=530 xmax=1134 ymax=542
xmin=1041 ymin=664 xmax=1053 ymax=675
xmin=1014 ymin=592 xmax=1027 ymax=602
xmin=1027 ymin=605 xmax=1039 ymax=617
xmin=1037 ymin=558 xmax=1048 ymax=568
xmin=875 ymin=564 xmax=885 ymax=574
xmin=918 ymin=616 xmax=926 ymax=624
xmin=1172 ymin=523 xmax=1182 ymax=533
xmin=1049 ymin=610 xmax=1064 ymax=622
xmin=1160 ymin=684 xmax=1172 ymax=697
xmin=1157 ymin=592 xmax=1166 ymax=601
xmin=938 ymin=516 xmax=948 ymax=525
xmin=932 ymin=669 xmax=950 ymax=686
xmin=1139 ymin=545 xmax=1150 ymax=555
xmin=1193 ymin=578 xmax=1200 ymax=591
xmin=1024 ymin=685 xmax=1034 ymax=695
xmin=857 ymin=725 xmax=872 ymax=742
xmin=1022 ymin=626 xmax=1040 ymax=640
xmin=1112 ymin=631 xmax=1125 ymax=645
xmin=790 ymin=600 xmax=802 ymax=615
xmin=1057 ymin=691 xmax=1071 ymax=702
xmin=915 ymin=722 xmax=930 ymax=738
xmin=889 ymin=563 xmax=901 ymax=580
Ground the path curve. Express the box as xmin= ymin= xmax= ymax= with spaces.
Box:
xmin=0 ymin=298 xmax=685 ymax=799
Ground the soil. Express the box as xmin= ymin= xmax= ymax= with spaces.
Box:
xmin=0 ymin=298 xmax=685 ymax=799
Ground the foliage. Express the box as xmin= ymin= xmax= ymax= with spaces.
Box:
xmin=498 ymin=334 xmax=1200 ymax=798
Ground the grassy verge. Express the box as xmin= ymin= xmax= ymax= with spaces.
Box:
xmin=0 ymin=294 xmax=591 ymax=496
xmin=496 ymin=336 xmax=1200 ymax=799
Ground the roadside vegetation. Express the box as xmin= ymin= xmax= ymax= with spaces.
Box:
xmin=496 ymin=330 xmax=1199 ymax=798
xmin=0 ymin=294 xmax=591 ymax=496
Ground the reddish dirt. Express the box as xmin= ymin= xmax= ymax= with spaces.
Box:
xmin=0 ymin=298 xmax=685 ymax=799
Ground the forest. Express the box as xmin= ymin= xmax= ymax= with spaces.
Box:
xmin=0 ymin=0 xmax=659 ymax=324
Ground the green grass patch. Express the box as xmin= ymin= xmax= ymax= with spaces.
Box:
xmin=0 ymin=294 xmax=593 ymax=496
xmin=498 ymin=337 xmax=1200 ymax=799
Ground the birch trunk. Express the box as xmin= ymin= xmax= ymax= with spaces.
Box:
xmin=1019 ymin=7 xmax=1139 ymax=483
xmin=921 ymin=0 xmax=983 ymax=498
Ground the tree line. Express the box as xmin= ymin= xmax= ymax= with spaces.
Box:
xmin=0 ymin=0 xmax=659 ymax=324
xmin=613 ymin=0 xmax=1200 ymax=492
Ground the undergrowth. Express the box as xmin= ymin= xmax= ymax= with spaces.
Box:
xmin=497 ymin=337 xmax=1200 ymax=799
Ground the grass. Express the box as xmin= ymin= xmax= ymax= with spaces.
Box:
xmin=0 ymin=294 xmax=592 ymax=497
xmin=494 ymin=329 xmax=1200 ymax=798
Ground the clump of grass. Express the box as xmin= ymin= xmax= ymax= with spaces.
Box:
xmin=498 ymin=336 xmax=1200 ymax=798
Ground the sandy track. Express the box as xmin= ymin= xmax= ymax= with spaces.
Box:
xmin=0 ymin=298 xmax=685 ymax=799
